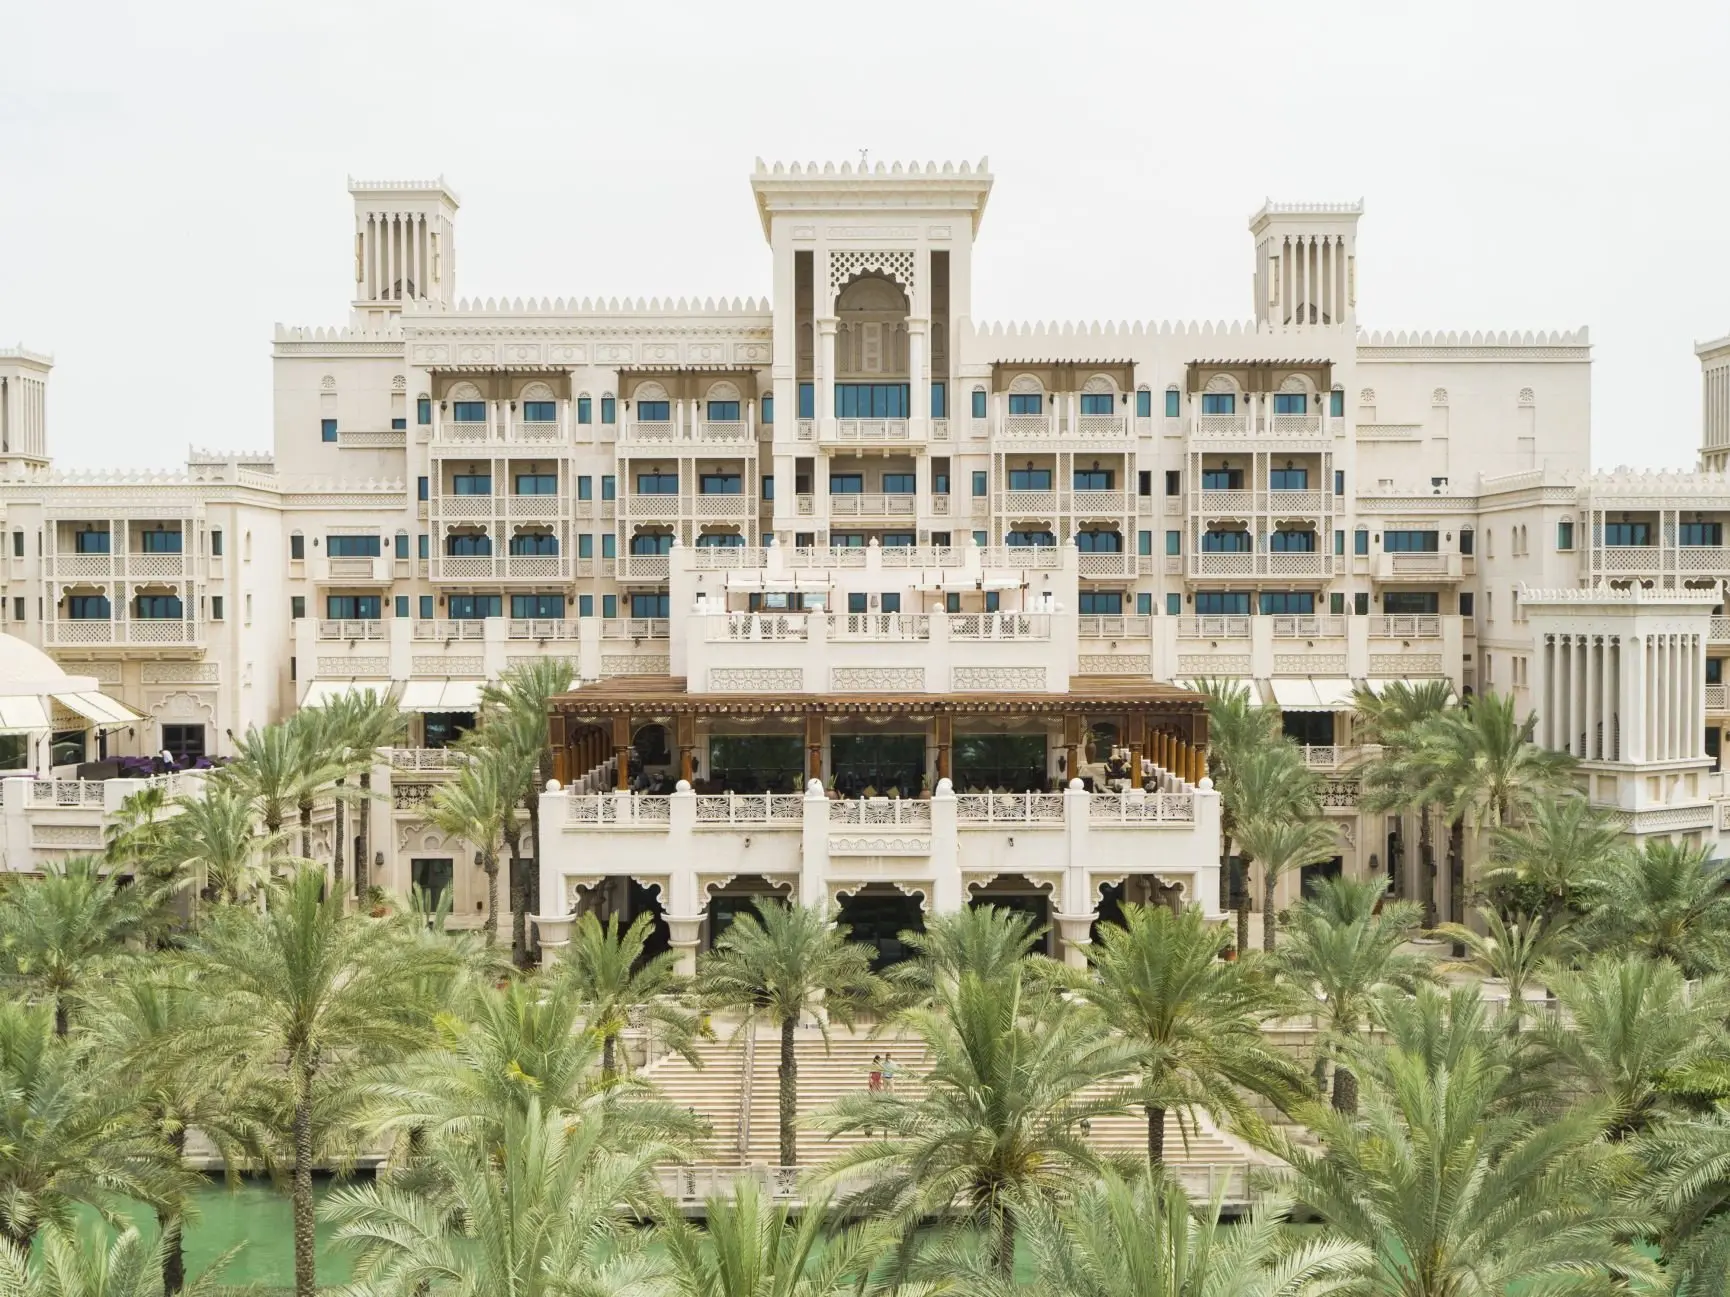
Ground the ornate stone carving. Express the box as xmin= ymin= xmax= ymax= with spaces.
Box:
xmin=709 ymin=668 xmax=804 ymax=692
xmin=829 ymin=837 xmax=933 ymax=855
xmin=414 ymin=656 xmax=481 ymax=675
xmin=1205 ymin=374 xmax=1237 ymax=394
xmin=1358 ymin=388 xmax=1376 ymax=405
xmin=321 ymin=375 xmax=337 ymax=391
xmin=1009 ymin=373 xmax=1043 ymax=395
xmin=33 ymin=825 xmax=103 ymax=847
xmin=393 ymin=783 xmax=434 ymax=811
xmin=1178 ymin=654 xmax=1251 ymax=675
xmin=1431 ymin=387 xmax=1449 ymax=405
xmin=84 ymin=663 xmax=122 ymax=684
xmin=1370 ymin=653 xmax=1442 ymax=675
xmin=831 ymin=667 xmax=924 ymax=691
xmin=1079 ymin=654 xmax=1151 ymax=674
xmin=951 ymin=667 xmax=1046 ymax=692
xmin=322 ymin=656 xmax=389 ymax=677
xmin=828 ymin=248 xmax=917 ymax=296
xmin=1320 ymin=778 xmax=1360 ymax=807
xmin=1081 ymin=374 xmax=1115 ymax=395
xmin=1518 ymin=387 xmax=1535 ymax=406
xmin=142 ymin=662 xmax=218 ymax=684
xmin=1274 ymin=654 xmax=1347 ymax=674
xmin=391 ymin=375 xmax=407 ymax=390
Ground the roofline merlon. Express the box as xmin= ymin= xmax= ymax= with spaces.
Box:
xmin=750 ymin=157 xmax=993 ymax=239
xmin=347 ymin=175 xmax=460 ymax=206
xmin=0 ymin=346 xmax=54 ymax=369
xmin=1249 ymin=198 xmax=1364 ymax=229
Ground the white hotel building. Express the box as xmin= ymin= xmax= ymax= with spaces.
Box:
xmin=1 ymin=159 xmax=1728 ymax=960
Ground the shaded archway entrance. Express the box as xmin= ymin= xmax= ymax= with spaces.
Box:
xmin=835 ymin=883 xmax=925 ymax=970
xmin=1090 ymin=874 xmax=1184 ymax=946
xmin=966 ymin=873 xmax=1054 ymax=957
xmin=564 ymin=876 xmax=671 ymax=969
xmin=704 ymin=875 xmax=794 ymax=950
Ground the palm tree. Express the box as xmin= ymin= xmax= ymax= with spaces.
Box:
xmin=556 ymin=911 xmax=701 ymax=1080
xmin=1537 ymin=954 xmax=1730 ymax=1137
xmin=455 ymin=719 xmax=538 ymax=964
xmin=884 ymin=902 xmax=1044 ymax=1004
xmin=1360 ymin=984 xmax=1553 ymax=1118
xmin=1063 ymin=903 xmax=1307 ymax=1166
xmin=217 ymin=721 xmax=318 ymax=868
xmin=661 ymin=1180 xmax=905 ymax=1297
xmin=816 ymin=966 xmax=1137 ymax=1279
xmin=316 ymin=687 xmax=405 ymax=897
xmin=1408 ymin=690 xmax=1576 ymax=925
xmin=1280 ymin=1025 xmax=1660 ymax=1296
xmin=1196 ymin=678 xmax=1283 ymax=951
xmin=1274 ymin=875 xmax=1434 ymax=1114
xmin=1435 ymin=905 xmax=1572 ymax=1030
xmin=102 ymin=785 xmax=180 ymax=926
xmin=1478 ymin=794 xmax=1621 ymax=923
xmin=1008 ymin=1167 xmax=1368 ymax=1297
xmin=1593 ymin=839 xmax=1730 ymax=974
xmin=426 ymin=747 xmax=517 ymax=948
xmin=696 ymin=902 xmax=883 ymax=1169
xmin=1638 ymin=1111 xmax=1730 ymax=1288
xmin=322 ymin=1099 xmax=665 ymax=1297
xmin=1233 ymin=806 xmax=1338 ymax=951
xmin=162 ymin=783 xmax=284 ymax=910
xmin=184 ymin=866 xmax=461 ymax=1297
xmin=0 ymin=856 xmax=147 ymax=1035
xmin=0 ymin=1000 xmax=168 ymax=1250
xmin=85 ymin=964 xmax=265 ymax=1296
xmin=0 ymin=1223 xmax=233 ymax=1297
xmin=1352 ymin=679 xmax=1453 ymax=911
xmin=481 ymin=656 xmax=576 ymax=949
xmin=363 ymin=977 xmax=702 ymax=1157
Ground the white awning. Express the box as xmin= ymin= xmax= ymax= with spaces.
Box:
xmin=300 ymin=680 xmax=392 ymax=709
xmin=725 ymin=572 xmax=763 ymax=590
xmin=399 ymin=680 xmax=482 ymax=712
xmin=984 ymin=575 xmax=1023 ymax=590
xmin=51 ymin=691 xmax=144 ymax=727
xmin=0 ymin=695 xmax=52 ymax=733
xmin=1265 ymin=678 xmax=1358 ymax=712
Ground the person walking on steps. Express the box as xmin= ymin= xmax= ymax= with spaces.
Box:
xmin=881 ymin=1052 xmax=898 ymax=1094
xmin=868 ymin=1054 xmax=883 ymax=1093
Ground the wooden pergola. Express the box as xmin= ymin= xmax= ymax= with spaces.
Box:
xmin=547 ymin=676 xmax=1209 ymax=792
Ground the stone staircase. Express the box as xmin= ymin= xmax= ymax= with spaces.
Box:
xmin=642 ymin=1024 xmax=1272 ymax=1176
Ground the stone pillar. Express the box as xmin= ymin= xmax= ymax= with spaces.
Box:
xmin=665 ymin=916 xmax=703 ymax=976
xmin=817 ymin=317 xmax=838 ymax=439
xmin=805 ymin=712 xmax=825 ymax=786
xmin=613 ymin=713 xmax=632 ymax=792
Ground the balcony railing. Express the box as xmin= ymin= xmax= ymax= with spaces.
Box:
xmin=829 ymin=419 xmax=911 ymax=443
xmin=981 ymin=545 xmax=1063 ymax=569
xmin=45 ymin=620 xmax=199 ymax=646
xmin=955 ymin=792 xmax=1065 ymax=823
xmin=389 ymin=748 xmax=468 ymax=771
xmin=1089 ymin=792 xmax=1196 ymax=822
xmin=708 ymin=614 xmax=810 ymax=642
xmin=830 ymin=613 xmax=932 ymax=641
xmin=1709 ymin=685 xmax=1728 ymax=713
xmin=828 ymin=493 xmax=916 ymax=517
xmin=600 ymin=618 xmax=670 ymax=639
xmin=948 ymin=613 xmax=1050 ymax=640
xmin=507 ymin=619 xmax=581 ymax=640
xmin=1077 ymin=615 xmax=1152 ymax=638
xmin=691 ymin=546 xmax=768 ymax=569
xmin=617 ymin=554 xmax=670 ymax=581
xmin=1178 ymin=616 xmax=1252 ymax=638
xmin=827 ymin=798 xmax=933 ymax=826
xmin=318 ymin=619 xmax=386 ymax=640
xmin=696 ymin=793 xmax=805 ymax=824
xmin=412 ymin=619 xmax=488 ymax=641
xmin=1270 ymin=615 xmax=1345 ymax=638
xmin=1368 ymin=615 xmax=1442 ymax=638
xmin=1712 ymin=617 xmax=1730 ymax=642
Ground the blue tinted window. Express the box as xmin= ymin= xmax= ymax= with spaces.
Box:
xmin=971 ymin=471 xmax=988 ymax=497
xmin=1080 ymin=393 xmax=1115 ymax=415
xmin=1273 ymin=393 xmax=1307 ymax=414
xmin=602 ymin=594 xmax=617 ymax=620
xmin=418 ymin=475 xmax=429 ymax=501
xmin=419 ymin=595 xmax=434 ymax=618
xmin=578 ymin=535 xmax=593 ymax=559
xmin=1136 ymin=389 xmax=1152 ymax=417
xmin=1076 ymin=531 xmax=1122 ymax=553
xmin=1201 ymin=469 xmax=1243 ymax=490
xmin=1074 ymin=469 xmax=1114 ymax=489
xmin=638 ymin=473 xmax=680 ymax=495
xmin=523 ymin=401 xmax=556 ymax=422
xmin=1008 ymin=469 xmax=1051 ymax=490
xmin=631 ymin=593 xmax=671 ymax=618
xmin=707 ymin=401 xmax=741 ymax=421
xmin=395 ymin=533 xmax=410 ymax=560
xmin=630 ymin=533 xmax=673 ymax=555
xmin=1165 ymin=389 xmax=1181 ymax=417
xmin=512 ymin=594 xmax=566 ymax=618
xmin=326 ymin=595 xmax=381 ymax=619
xmin=1268 ymin=468 xmax=1309 ymax=490
xmin=579 ymin=595 xmax=594 ymax=617
xmin=1384 ymin=530 xmax=1440 ymax=552
xmin=1330 ymin=389 xmax=1345 ymax=418
xmin=391 ymin=417 xmax=406 ymax=430
xmin=1194 ymin=592 xmax=1250 ymax=615
xmin=762 ymin=395 xmax=774 ymax=424
xmin=326 ymin=535 xmax=380 ymax=557
xmin=700 ymin=474 xmax=742 ymax=495
xmin=67 ymin=595 xmax=110 ymax=620
xmin=882 ymin=474 xmax=915 ymax=495
xmin=452 ymin=401 xmax=485 ymax=423
xmin=1166 ymin=593 xmax=1181 ymax=616
xmin=1008 ymin=393 xmax=1043 ymax=415
xmin=1354 ymin=529 xmax=1369 ymax=555
xmin=1269 ymin=530 xmax=1316 ymax=552
xmin=1079 ymin=591 xmax=1123 ymax=614
xmin=600 ymin=396 xmax=616 ymax=424
xmin=798 ymin=383 xmax=814 ymax=419
xmin=509 ymin=533 xmax=558 ymax=555
xmin=1201 ymin=531 xmax=1251 ymax=553
xmin=829 ymin=475 xmax=864 ymax=495
xmin=1201 ymin=393 xmax=1235 ymax=415
xmin=515 ymin=474 xmax=558 ymax=495
xmin=1006 ymin=530 xmax=1055 ymax=547
xmin=1259 ymin=591 xmax=1315 ymax=614
xmin=135 ymin=594 xmax=183 ymax=619
xmin=417 ymin=398 xmax=432 ymax=425
xmin=971 ymin=388 xmax=987 ymax=419
xmin=73 ymin=531 xmax=110 ymax=554
xmin=447 ymin=595 xmax=502 ymax=619
xmin=577 ymin=396 xmax=592 ymax=424
xmin=835 ymin=383 xmax=910 ymax=418
xmin=395 ymin=596 xmax=409 ymax=617
xmin=696 ymin=533 xmax=745 ymax=548
xmin=446 ymin=533 xmax=492 ymax=556
xmin=931 ymin=382 xmax=947 ymax=418
xmin=1137 ymin=593 xmax=1154 ymax=615
xmin=638 ymin=400 xmax=671 ymax=421
xmin=321 ymin=418 xmax=338 ymax=442
xmin=601 ymin=476 xmax=615 ymax=501
xmin=452 ymin=474 xmax=491 ymax=495
xmin=602 ymin=535 xmax=616 ymax=559
xmin=141 ymin=529 xmax=183 ymax=553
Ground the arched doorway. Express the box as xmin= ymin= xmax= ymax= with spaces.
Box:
xmin=704 ymin=875 xmax=793 ymax=950
xmin=835 ymin=884 xmax=925 ymax=970
xmin=967 ymin=874 xmax=1054 ymax=956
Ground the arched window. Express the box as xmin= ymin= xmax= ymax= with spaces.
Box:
xmin=1135 ymin=385 xmax=1152 ymax=418
xmin=1007 ymin=375 xmax=1044 ymax=417
xmin=630 ymin=530 xmax=674 ymax=556
xmin=1273 ymin=374 xmax=1313 ymax=416
xmin=576 ymin=392 xmax=593 ymax=425
xmin=446 ymin=531 xmax=492 ymax=557
xmin=1075 ymin=529 xmax=1123 ymax=553
xmin=520 ymin=382 xmax=556 ymax=424
xmin=1269 ymin=529 xmax=1317 ymax=553
xmin=1201 ymin=375 xmax=1238 ymax=416
xmin=1165 ymin=385 xmax=1181 ymax=418
xmin=970 ymin=386 xmax=988 ymax=419
xmin=1079 ymin=375 xmax=1118 ymax=417
xmin=634 ymin=382 xmax=670 ymax=424
xmin=705 ymin=380 xmax=742 ymax=423
xmin=509 ymin=530 xmax=558 ymax=556
xmin=449 ymin=381 xmax=485 ymax=423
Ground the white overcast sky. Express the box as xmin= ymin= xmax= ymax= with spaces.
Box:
xmin=2 ymin=0 xmax=1726 ymax=470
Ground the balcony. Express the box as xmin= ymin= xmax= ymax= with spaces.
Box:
xmin=315 ymin=556 xmax=391 ymax=584
xmin=412 ymin=619 xmax=488 ymax=642
xmin=336 ymin=428 xmax=407 ymax=449
xmin=1178 ymin=617 xmax=1252 ymax=639
xmin=1266 ymin=490 xmax=1327 ymax=513
xmin=318 ymin=619 xmax=386 ymax=641
xmin=1373 ymin=551 xmax=1463 ymax=582
xmin=1189 ymin=552 xmax=1333 ymax=579
xmin=693 ymin=494 xmax=755 ymax=520
xmin=1078 ymin=615 xmax=1152 ymax=638
xmin=828 ymin=493 xmax=916 ymax=518
xmin=1076 ymin=551 xmax=1136 ymax=578
xmin=1269 ymin=615 xmax=1346 ymax=638
xmin=507 ymin=619 xmax=582 ymax=640
xmin=1709 ymin=684 xmax=1727 ymax=713
xmin=601 ymin=618 xmax=670 ymax=640
xmin=627 ymin=494 xmax=682 ymax=519
xmin=825 ymin=419 xmax=913 ymax=445
xmin=617 ymin=554 xmax=671 ymax=581
xmin=1366 ymin=615 xmax=1442 ymax=639
xmin=44 ymin=619 xmax=201 ymax=651
xmin=1071 ymin=490 xmax=1130 ymax=516
xmin=432 ymin=415 xmax=566 ymax=446
xmin=621 ymin=419 xmax=753 ymax=448
xmin=1000 ymin=490 xmax=1058 ymax=516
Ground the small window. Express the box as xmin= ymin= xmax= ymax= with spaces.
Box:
xmin=1137 ymin=593 xmax=1153 ymax=615
xmin=1354 ymin=529 xmax=1369 ymax=556
xmin=1165 ymin=592 xmax=1181 ymax=616
xmin=1557 ymin=520 xmax=1574 ymax=550
xmin=10 ymin=532 xmax=21 ymax=558
xmin=1334 ymin=530 xmax=1345 ymax=555
xmin=1272 ymin=393 xmax=1307 ymax=415
xmin=602 ymin=594 xmax=618 ymax=619
xmin=945 ymin=592 xmax=961 ymax=613
xmin=972 ymin=471 xmax=988 ymax=497
xmin=210 ymin=529 xmax=223 ymax=557
xmin=523 ymin=400 xmax=556 ymax=422
xmin=1139 ymin=531 xmax=1156 ymax=556
xmin=601 ymin=475 xmax=616 ymax=502
xmin=291 ymin=596 xmax=306 ymax=619
xmin=417 ymin=397 xmax=431 ymax=425
xmin=394 ymin=533 xmax=410 ymax=560
xmin=579 ymin=594 xmax=594 ymax=617
xmin=1329 ymin=592 xmax=1345 ymax=615
xmin=1459 ymin=592 xmax=1474 ymax=616
xmin=761 ymin=475 xmax=775 ymax=500
xmin=1008 ymin=392 xmax=1043 ymax=416
xmin=1165 ymin=388 xmax=1181 ymax=418
xmin=390 ymin=417 xmax=407 ymax=430
xmin=418 ymin=534 xmax=428 ymax=560
xmin=1201 ymin=393 xmax=1235 ymax=415
xmin=11 ymin=598 xmax=22 ymax=621
xmin=321 ymin=418 xmax=337 ymax=442
xmin=578 ymin=534 xmax=593 ymax=559
xmin=1165 ymin=471 xmax=1181 ymax=497
xmin=847 ymin=592 xmax=868 ymax=614
xmin=970 ymin=387 xmax=987 ymax=419
xmin=1138 ymin=471 xmax=1152 ymax=497
xmin=933 ymin=471 xmax=950 ymax=495
xmin=799 ymin=383 xmax=816 ymax=420
xmin=419 ymin=595 xmax=434 ymax=618
xmin=1330 ymin=389 xmax=1345 ymax=418
xmin=1164 ymin=531 xmax=1180 ymax=556
xmin=1460 ymin=528 xmax=1475 ymax=556
xmin=290 ymin=534 xmax=305 ymax=561
xmin=1136 ymin=388 xmax=1152 ymax=418
xmin=577 ymin=396 xmax=592 ymax=425
xmin=601 ymin=535 xmax=616 ymax=559
xmin=1353 ymin=592 xmax=1369 ymax=616
xmin=601 ymin=396 xmax=616 ymax=424
xmin=983 ymin=591 xmax=998 ymax=613
xmin=395 ymin=595 xmax=409 ymax=618
xmin=1080 ymin=392 xmax=1115 ymax=415
xmin=1709 ymin=659 xmax=1723 ymax=686
xmin=931 ymin=382 xmax=947 ymax=419
xmin=972 ymin=531 xmax=988 ymax=547
xmin=1334 ymin=470 xmax=1345 ymax=497
xmin=762 ymin=395 xmax=774 ymax=425
xmin=417 ymin=475 xmax=429 ymax=501
xmin=577 ymin=476 xmax=593 ymax=501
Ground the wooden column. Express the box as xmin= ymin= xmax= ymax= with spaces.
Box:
xmin=935 ymin=713 xmax=953 ymax=784
xmin=677 ymin=712 xmax=696 ymax=785
xmin=805 ymin=711 xmax=825 ymax=785
xmin=613 ymin=713 xmax=632 ymax=792
xmin=1126 ymin=713 xmax=1145 ymax=790
xmin=550 ymin=713 xmax=571 ymax=786
xmin=1062 ymin=713 xmax=1082 ymax=787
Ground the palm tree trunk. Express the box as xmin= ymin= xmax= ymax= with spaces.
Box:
xmin=356 ymin=771 xmax=371 ymax=898
xmin=1331 ymin=1063 xmax=1359 ymax=1114
xmin=54 ymin=993 xmax=69 ymax=1037
xmin=292 ymin=1060 xmax=317 ymax=1297
xmin=1262 ymin=868 xmax=1278 ymax=952
xmin=482 ymin=849 xmax=499 ymax=947
xmin=779 ymin=1016 xmax=798 ymax=1167
xmin=1419 ymin=807 xmax=1438 ymax=927
xmin=1145 ymin=1103 xmax=1166 ymax=1166
xmin=299 ymin=799 xmax=312 ymax=867
xmin=504 ymin=830 xmax=527 ymax=968
xmin=333 ymin=778 xmax=345 ymax=896
xmin=160 ymin=1128 xmax=188 ymax=1296
xmin=526 ymin=790 xmax=544 ymax=965
xmin=997 ymin=1205 xmax=1018 ymax=1280
xmin=602 ymin=1032 xmax=617 ymax=1083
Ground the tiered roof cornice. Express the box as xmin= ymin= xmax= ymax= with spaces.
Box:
xmin=404 ymin=296 xmax=771 ymax=317
xmin=1357 ymin=327 xmax=1590 ymax=363
xmin=347 ymin=175 xmax=460 ymax=203
xmin=752 ymin=157 xmax=990 ymax=179
xmin=0 ymin=345 xmax=53 ymax=368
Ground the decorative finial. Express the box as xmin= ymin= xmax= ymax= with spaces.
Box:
xmin=859 ymin=147 xmax=869 ymax=167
